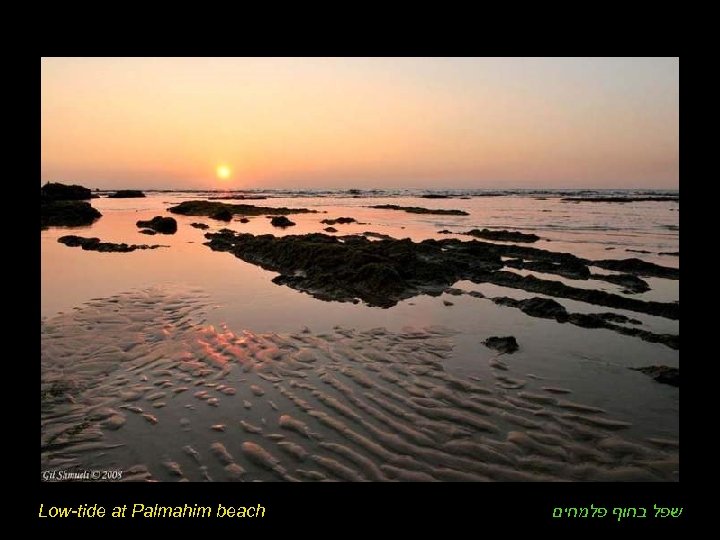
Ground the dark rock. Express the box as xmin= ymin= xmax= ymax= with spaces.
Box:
xmin=497 ymin=297 xmax=569 ymax=320
xmin=486 ymin=271 xmax=677 ymax=319
xmin=239 ymin=218 xmax=250 ymax=223
xmin=138 ymin=228 xmax=157 ymax=235
xmin=40 ymin=182 xmax=92 ymax=201
xmin=626 ymin=249 xmax=652 ymax=254
xmin=492 ymin=295 xmax=677 ymax=349
xmin=593 ymin=258 xmax=679 ymax=279
xmin=437 ymin=230 xmax=453 ymax=234
xmin=504 ymin=258 xmax=590 ymax=279
xmin=57 ymin=235 xmax=100 ymax=248
xmin=190 ymin=223 xmax=210 ymax=230
xmin=659 ymin=251 xmax=679 ymax=257
xmin=595 ymin=312 xmax=642 ymax=325
xmin=483 ymin=336 xmax=519 ymax=354
xmin=210 ymin=209 xmax=233 ymax=222
xmin=207 ymin=195 xmax=267 ymax=200
xmin=200 ymin=230 xmax=679 ymax=321
xmin=271 ymin=216 xmax=296 ymax=228
xmin=324 ymin=227 xmax=338 ymax=233
xmin=562 ymin=196 xmax=679 ymax=203
xmin=321 ymin=217 xmax=357 ymax=225
xmin=631 ymin=366 xmax=679 ymax=387
xmin=463 ymin=228 xmax=540 ymax=243
xmin=594 ymin=273 xmax=650 ymax=294
xmin=41 ymin=201 xmax=102 ymax=229
xmin=168 ymin=200 xmax=317 ymax=218
xmin=58 ymin=235 xmax=164 ymax=253
xmin=362 ymin=231 xmax=395 ymax=240
xmin=135 ymin=216 xmax=177 ymax=234
xmin=108 ymin=190 xmax=146 ymax=198
xmin=421 ymin=194 xmax=450 ymax=199
xmin=370 ymin=204 xmax=469 ymax=216
xmin=443 ymin=300 xmax=454 ymax=306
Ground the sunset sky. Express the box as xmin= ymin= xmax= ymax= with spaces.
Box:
xmin=41 ymin=57 xmax=679 ymax=190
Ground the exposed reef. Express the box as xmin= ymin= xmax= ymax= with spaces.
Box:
xmin=271 ymin=216 xmax=296 ymax=228
xmin=202 ymin=231 xmax=679 ymax=321
xmin=168 ymin=201 xmax=318 ymax=218
xmin=41 ymin=201 xmax=102 ymax=229
xmin=631 ymin=366 xmax=679 ymax=387
xmin=41 ymin=182 xmax=92 ymax=201
xmin=463 ymin=229 xmax=540 ymax=243
xmin=58 ymin=235 xmax=165 ymax=253
xmin=135 ymin=216 xmax=177 ymax=234
xmin=321 ymin=217 xmax=357 ymax=225
xmin=370 ymin=205 xmax=469 ymax=216
xmin=491 ymin=297 xmax=678 ymax=350
xmin=483 ymin=336 xmax=519 ymax=354
xmin=562 ymin=196 xmax=678 ymax=203
xmin=109 ymin=190 xmax=146 ymax=198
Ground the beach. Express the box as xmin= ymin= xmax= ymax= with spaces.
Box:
xmin=41 ymin=189 xmax=679 ymax=482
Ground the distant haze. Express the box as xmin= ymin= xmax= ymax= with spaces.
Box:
xmin=41 ymin=57 xmax=679 ymax=190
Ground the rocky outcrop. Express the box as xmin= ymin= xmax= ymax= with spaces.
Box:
xmin=135 ymin=216 xmax=177 ymax=234
xmin=491 ymin=296 xmax=677 ymax=349
xmin=631 ymin=366 xmax=679 ymax=386
xmin=41 ymin=201 xmax=102 ymax=229
xmin=200 ymin=231 xmax=679 ymax=321
xmin=562 ymin=196 xmax=678 ymax=203
xmin=370 ymin=204 xmax=469 ymax=216
xmin=270 ymin=216 xmax=296 ymax=228
xmin=463 ymin=229 xmax=540 ymax=243
xmin=168 ymin=200 xmax=317 ymax=218
xmin=483 ymin=336 xmax=519 ymax=354
xmin=321 ymin=217 xmax=357 ymax=225
xmin=108 ymin=190 xmax=146 ymax=198
xmin=58 ymin=235 xmax=164 ymax=253
xmin=210 ymin=209 xmax=232 ymax=222
xmin=41 ymin=182 xmax=92 ymax=201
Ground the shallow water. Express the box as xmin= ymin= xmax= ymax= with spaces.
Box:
xmin=40 ymin=191 xmax=679 ymax=481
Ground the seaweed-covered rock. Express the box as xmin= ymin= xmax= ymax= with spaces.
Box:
xmin=41 ymin=201 xmax=102 ymax=229
xmin=483 ymin=336 xmax=519 ymax=354
xmin=210 ymin=209 xmax=233 ymax=222
xmin=324 ymin=227 xmax=338 ymax=233
xmin=370 ymin=204 xmax=469 ymax=216
xmin=321 ymin=217 xmax=357 ymax=225
xmin=58 ymin=235 xmax=163 ymax=253
xmin=593 ymin=258 xmax=679 ymax=279
xmin=190 ymin=222 xmax=210 ymax=230
xmin=200 ymin=231 xmax=679 ymax=321
xmin=493 ymin=297 xmax=569 ymax=320
xmin=135 ymin=216 xmax=177 ymax=234
xmin=464 ymin=229 xmax=540 ymax=243
xmin=168 ymin=200 xmax=317 ymax=217
xmin=631 ymin=366 xmax=679 ymax=386
xmin=270 ymin=216 xmax=296 ymax=228
xmin=109 ymin=190 xmax=146 ymax=198
xmin=594 ymin=273 xmax=651 ymax=294
xmin=41 ymin=182 xmax=92 ymax=201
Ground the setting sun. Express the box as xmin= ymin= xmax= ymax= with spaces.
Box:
xmin=216 ymin=165 xmax=231 ymax=180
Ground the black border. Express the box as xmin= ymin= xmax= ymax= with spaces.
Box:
xmin=33 ymin=48 xmax=685 ymax=533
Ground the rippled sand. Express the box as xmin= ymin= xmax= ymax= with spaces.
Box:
xmin=41 ymin=286 xmax=678 ymax=482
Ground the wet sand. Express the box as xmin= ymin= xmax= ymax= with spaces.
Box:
xmin=41 ymin=286 xmax=678 ymax=482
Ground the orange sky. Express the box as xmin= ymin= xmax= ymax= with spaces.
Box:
xmin=41 ymin=57 xmax=679 ymax=190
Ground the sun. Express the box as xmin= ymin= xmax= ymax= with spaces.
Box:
xmin=216 ymin=165 xmax=232 ymax=180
